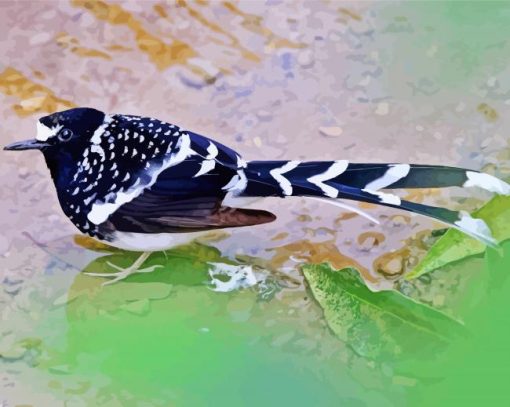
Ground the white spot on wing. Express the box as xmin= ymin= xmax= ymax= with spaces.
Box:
xmin=87 ymin=133 xmax=196 ymax=225
xmin=307 ymin=160 xmax=349 ymax=198
xmin=270 ymin=161 xmax=300 ymax=195
xmin=206 ymin=141 xmax=219 ymax=159
xmin=223 ymin=174 xmax=241 ymax=191
xmin=222 ymin=170 xmax=248 ymax=194
xmin=194 ymin=141 xmax=219 ymax=177
xmin=194 ymin=159 xmax=216 ymax=177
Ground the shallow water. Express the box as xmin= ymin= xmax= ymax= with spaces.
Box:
xmin=1 ymin=1 xmax=510 ymax=405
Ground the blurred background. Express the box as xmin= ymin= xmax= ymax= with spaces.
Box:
xmin=1 ymin=1 xmax=509 ymax=406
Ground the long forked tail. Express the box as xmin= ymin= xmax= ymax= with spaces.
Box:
xmin=241 ymin=160 xmax=510 ymax=246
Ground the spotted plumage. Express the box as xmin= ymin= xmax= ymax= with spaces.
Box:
xmin=5 ymin=107 xmax=510 ymax=256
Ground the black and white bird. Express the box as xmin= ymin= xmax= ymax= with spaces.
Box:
xmin=4 ymin=107 xmax=509 ymax=284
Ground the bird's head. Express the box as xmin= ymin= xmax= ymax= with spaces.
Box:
xmin=4 ymin=107 xmax=107 ymax=158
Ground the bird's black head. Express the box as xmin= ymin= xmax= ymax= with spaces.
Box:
xmin=4 ymin=107 xmax=109 ymax=186
xmin=4 ymin=107 xmax=106 ymax=154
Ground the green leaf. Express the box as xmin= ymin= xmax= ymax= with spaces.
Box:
xmin=302 ymin=263 xmax=466 ymax=360
xmin=406 ymin=195 xmax=510 ymax=280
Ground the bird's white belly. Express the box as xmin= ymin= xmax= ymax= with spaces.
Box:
xmin=109 ymin=231 xmax=207 ymax=252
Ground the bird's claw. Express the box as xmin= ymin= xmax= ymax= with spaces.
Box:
xmin=84 ymin=263 xmax=164 ymax=286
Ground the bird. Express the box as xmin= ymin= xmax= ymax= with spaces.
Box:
xmin=4 ymin=107 xmax=510 ymax=284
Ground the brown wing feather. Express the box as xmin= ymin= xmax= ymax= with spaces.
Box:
xmin=101 ymin=174 xmax=276 ymax=234
xmin=106 ymin=206 xmax=275 ymax=233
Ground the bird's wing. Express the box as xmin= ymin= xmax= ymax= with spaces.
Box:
xmin=106 ymin=188 xmax=275 ymax=233
xmin=186 ymin=131 xmax=246 ymax=171
xmin=103 ymin=140 xmax=274 ymax=234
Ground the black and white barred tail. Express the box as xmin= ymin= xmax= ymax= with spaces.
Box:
xmin=241 ymin=160 xmax=510 ymax=247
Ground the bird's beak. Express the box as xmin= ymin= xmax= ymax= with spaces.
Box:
xmin=3 ymin=138 xmax=49 ymax=151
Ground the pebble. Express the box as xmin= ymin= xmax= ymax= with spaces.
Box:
xmin=29 ymin=32 xmax=52 ymax=45
xmin=375 ymin=249 xmax=407 ymax=277
xmin=391 ymin=215 xmax=409 ymax=227
xmin=357 ymin=232 xmax=385 ymax=252
xmin=481 ymin=136 xmax=492 ymax=149
xmin=20 ymin=96 xmax=46 ymax=110
xmin=180 ymin=58 xmax=220 ymax=89
xmin=256 ymin=109 xmax=273 ymax=121
xmin=3 ymin=285 xmax=21 ymax=296
xmin=375 ymin=102 xmax=389 ymax=116
xmin=455 ymin=102 xmax=466 ymax=112
xmin=297 ymin=49 xmax=314 ymax=68
xmin=0 ymin=334 xmax=26 ymax=361
xmin=383 ymin=257 xmax=403 ymax=275
xmin=487 ymin=77 xmax=497 ymax=87
xmin=319 ymin=126 xmax=343 ymax=137
xmin=18 ymin=167 xmax=29 ymax=179
xmin=477 ymin=103 xmax=498 ymax=122
xmin=358 ymin=236 xmax=376 ymax=251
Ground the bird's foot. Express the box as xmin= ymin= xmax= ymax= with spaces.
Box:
xmin=84 ymin=252 xmax=163 ymax=286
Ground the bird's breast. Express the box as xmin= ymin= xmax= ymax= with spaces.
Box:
xmin=107 ymin=230 xmax=208 ymax=251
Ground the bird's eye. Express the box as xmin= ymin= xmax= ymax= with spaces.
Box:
xmin=58 ymin=129 xmax=73 ymax=142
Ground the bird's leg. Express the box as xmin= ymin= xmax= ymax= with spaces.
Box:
xmin=85 ymin=251 xmax=163 ymax=286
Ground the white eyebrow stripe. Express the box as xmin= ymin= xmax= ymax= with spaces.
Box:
xmin=36 ymin=121 xmax=62 ymax=142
